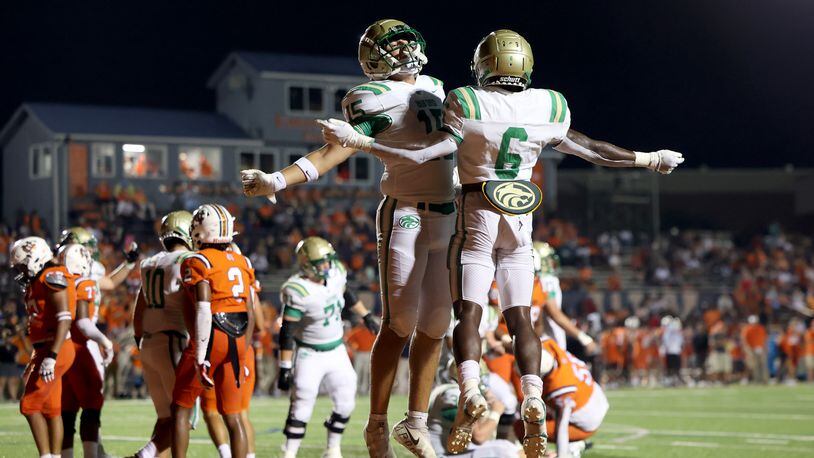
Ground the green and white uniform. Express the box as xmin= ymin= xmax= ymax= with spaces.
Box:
xmin=445 ymin=86 xmax=571 ymax=311
xmin=138 ymin=250 xmax=191 ymax=418
xmin=342 ymin=75 xmax=455 ymax=339
xmin=280 ymin=264 xmax=356 ymax=425
xmin=540 ymin=273 xmax=566 ymax=348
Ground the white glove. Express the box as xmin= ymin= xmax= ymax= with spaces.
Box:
xmin=317 ymin=119 xmax=374 ymax=151
xmin=634 ymin=150 xmax=684 ymax=174
xmin=100 ymin=338 xmax=114 ymax=367
xmin=240 ymin=169 xmax=284 ymax=202
xmin=40 ymin=357 xmax=56 ymax=383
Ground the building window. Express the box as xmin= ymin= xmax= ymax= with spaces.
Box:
xmin=237 ymin=149 xmax=278 ymax=177
xmin=29 ymin=144 xmax=53 ymax=179
xmin=122 ymin=144 xmax=167 ymax=178
xmin=286 ymin=147 xmax=306 ymax=165
xmin=333 ymin=88 xmax=347 ymax=113
xmin=334 ymin=155 xmax=373 ymax=185
xmin=287 ymin=85 xmax=324 ymax=115
xmin=91 ymin=143 xmax=115 ymax=178
xmin=179 ymin=146 xmax=222 ymax=180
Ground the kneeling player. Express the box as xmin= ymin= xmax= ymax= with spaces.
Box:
xmin=539 ymin=338 xmax=609 ymax=457
xmin=132 ymin=211 xmax=193 ymax=457
xmin=58 ymin=244 xmax=114 ymax=458
xmin=279 ymin=237 xmax=379 ymax=458
xmin=11 ymin=237 xmax=76 ymax=457
xmin=171 ymin=204 xmax=256 ymax=458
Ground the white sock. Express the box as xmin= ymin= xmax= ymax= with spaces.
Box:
xmin=137 ymin=441 xmax=157 ymax=458
xmin=63 ymin=449 xmax=73 ymax=458
xmin=52 ymin=455 xmax=61 ymax=458
xmin=285 ymin=438 xmax=303 ymax=455
xmin=82 ymin=441 xmax=98 ymax=458
xmin=520 ymin=374 xmax=543 ymax=399
xmin=327 ymin=430 xmax=343 ymax=448
xmin=406 ymin=410 xmax=428 ymax=429
xmin=247 ymin=454 xmax=256 ymax=458
xmin=217 ymin=443 xmax=232 ymax=458
xmin=39 ymin=455 xmax=51 ymax=458
xmin=458 ymin=359 xmax=480 ymax=384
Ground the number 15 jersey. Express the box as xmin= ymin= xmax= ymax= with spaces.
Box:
xmin=342 ymin=75 xmax=455 ymax=203
xmin=443 ymin=86 xmax=571 ymax=184
xmin=182 ymin=248 xmax=255 ymax=316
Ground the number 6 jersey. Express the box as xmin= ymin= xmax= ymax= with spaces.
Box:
xmin=342 ymin=75 xmax=455 ymax=203
xmin=280 ymin=263 xmax=348 ymax=351
xmin=140 ymin=250 xmax=192 ymax=335
xmin=443 ymin=86 xmax=571 ymax=184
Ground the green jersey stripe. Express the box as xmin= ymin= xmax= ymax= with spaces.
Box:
xmin=463 ymin=87 xmax=482 ymax=120
xmin=428 ymin=76 xmax=443 ymax=87
xmin=295 ymin=338 xmax=344 ymax=351
xmin=548 ymin=90 xmax=559 ymax=123
xmin=350 ymin=114 xmax=392 ymax=137
xmin=282 ymin=282 xmax=308 ymax=297
xmin=556 ymin=92 xmax=568 ymax=122
xmin=350 ymin=85 xmax=384 ymax=95
xmin=450 ymin=89 xmax=471 ymax=119
xmin=366 ymin=81 xmax=391 ymax=92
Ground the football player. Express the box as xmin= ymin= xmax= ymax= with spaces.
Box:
xmin=11 ymin=237 xmax=76 ymax=458
xmin=171 ymin=204 xmax=255 ymax=458
xmin=320 ymin=29 xmax=682 ymax=457
xmin=278 ymin=237 xmax=380 ymax=458
xmin=131 ymin=211 xmax=194 ymax=458
xmin=533 ymin=242 xmax=596 ymax=353
xmin=538 ymin=338 xmax=609 ymax=458
xmin=57 ymin=244 xmax=114 ymax=458
xmin=242 ymin=19 xmax=455 ymax=457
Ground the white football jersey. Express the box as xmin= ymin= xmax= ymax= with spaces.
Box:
xmin=540 ymin=274 xmax=562 ymax=310
xmin=139 ymin=250 xmax=190 ymax=335
xmin=342 ymin=75 xmax=455 ymax=202
xmin=280 ymin=263 xmax=347 ymax=349
xmin=443 ymin=86 xmax=571 ymax=184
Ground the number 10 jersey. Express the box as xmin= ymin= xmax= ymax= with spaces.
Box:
xmin=140 ymin=250 xmax=191 ymax=335
xmin=443 ymin=86 xmax=572 ymax=184
xmin=342 ymin=75 xmax=455 ymax=203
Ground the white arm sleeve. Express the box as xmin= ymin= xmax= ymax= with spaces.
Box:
xmin=76 ymin=318 xmax=111 ymax=348
xmin=369 ymin=136 xmax=458 ymax=165
xmin=195 ymin=301 xmax=212 ymax=364
xmin=554 ymin=136 xmax=635 ymax=168
xmin=557 ymin=401 xmax=573 ymax=457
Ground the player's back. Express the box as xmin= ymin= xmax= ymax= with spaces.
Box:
xmin=140 ymin=250 xmax=191 ymax=334
xmin=342 ymin=75 xmax=455 ymax=202
xmin=25 ymin=265 xmax=75 ymax=344
xmin=69 ymin=275 xmax=97 ymax=345
xmin=182 ymin=248 xmax=254 ymax=314
xmin=541 ymin=338 xmax=595 ymax=411
xmin=447 ymin=86 xmax=570 ymax=184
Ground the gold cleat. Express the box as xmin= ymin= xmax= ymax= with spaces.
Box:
xmin=521 ymin=396 xmax=548 ymax=458
xmin=446 ymin=391 xmax=488 ymax=454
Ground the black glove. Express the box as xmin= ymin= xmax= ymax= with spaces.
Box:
xmin=363 ymin=313 xmax=381 ymax=334
xmin=124 ymin=242 xmax=140 ymax=264
xmin=277 ymin=366 xmax=292 ymax=391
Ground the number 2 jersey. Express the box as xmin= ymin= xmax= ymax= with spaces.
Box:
xmin=342 ymin=75 xmax=455 ymax=203
xmin=139 ymin=250 xmax=192 ymax=335
xmin=443 ymin=86 xmax=571 ymax=184
xmin=280 ymin=263 xmax=347 ymax=351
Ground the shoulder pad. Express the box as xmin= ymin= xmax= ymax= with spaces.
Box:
xmin=543 ymin=89 xmax=568 ymax=123
xmin=282 ymin=281 xmax=309 ymax=298
xmin=44 ymin=270 xmax=68 ymax=289
xmin=424 ymin=75 xmax=443 ymax=88
xmin=342 ymin=87 xmax=387 ymax=123
xmin=446 ymin=87 xmax=482 ymax=121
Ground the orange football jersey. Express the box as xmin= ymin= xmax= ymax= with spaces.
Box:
xmin=69 ymin=276 xmax=97 ymax=345
xmin=181 ymin=248 xmax=255 ymax=315
xmin=542 ymin=338 xmax=596 ymax=412
xmin=24 ymin=265 xmax=75 ymax=344
xmin=530 ymin=277 xmax=546 ymax=325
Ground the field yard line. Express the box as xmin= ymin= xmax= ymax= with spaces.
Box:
xmin=602 ymin=423 xmax=650 ymax=443
xmin=746 ymin=438 xmax=789 ymax=445
xmin=593 ymin=444 xmax=639 ymax=451
xmin=614 ymin=428 xmax=814 ymax=442
xmin=672 ymin=441 xmax=720 ymax=448
xmin=611 ymin=409 xmax=814 ymax=421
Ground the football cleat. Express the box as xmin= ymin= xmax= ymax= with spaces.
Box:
xmin=521 ymin=396 xmax=548 ymax=458
xmin=392 ymin=417 xmax=437 ymax=458
xmin=364 ymin=419 xmax=396 ymax=458
xmin=321 ymin=446 xmax=343 ymax=458
xmin=446 ymin=390 xmax=488 ymax=454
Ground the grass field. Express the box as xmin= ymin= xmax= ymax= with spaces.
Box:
xmin=1 ymin=385 xmax=813 ymax=457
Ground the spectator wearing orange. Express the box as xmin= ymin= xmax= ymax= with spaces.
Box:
xmin=779 ymin=320 xmax=803 ymax=383
xmin=804 ymin=320 xmax=814 ymax=382
xmin=741 ymin=315 xmax=768 ymax=383
xmin=346 ymin=321 xmax=376 ymax=395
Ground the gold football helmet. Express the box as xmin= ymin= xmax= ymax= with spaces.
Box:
xmin=295 ymin=237 xmax=338 ymax=281
xmin=471 ymin=29 xmax=534 ymax=90
xmin=159 ymin=210 xmax=193 ymax=250
xmin=59 ymin=227 xmax=99 ymax=259
xmin=533 ymin=241 xmax=560 ymax=274
xmin=359 ymin=19 xmax=428 ymax=80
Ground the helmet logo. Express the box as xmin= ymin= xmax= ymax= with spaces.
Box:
xmin=398 ymin=215 xmax=420 ymax=229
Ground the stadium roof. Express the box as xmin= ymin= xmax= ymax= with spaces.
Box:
xmin=207 ymin=51 xmax=362 ymax=87
xmin=0 ymin=102 xmax=261 ymax=146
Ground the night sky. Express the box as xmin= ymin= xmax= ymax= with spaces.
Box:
xmin=1 ymin=1 xmax=812 ymax=168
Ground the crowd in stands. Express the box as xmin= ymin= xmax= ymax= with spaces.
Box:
xmin=1 ymin=183 xmax=813 ymax=402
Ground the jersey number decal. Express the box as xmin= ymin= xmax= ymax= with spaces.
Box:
xmin=144 ymin=269 xmax=165 ymax=309
xmin=345 ymin=100 xmax=366 ymax=121
xmin=495 ymin=127 xmax=528 ymax=179
xmin=417 ymin=107 xmax=443 ymax=134
xmin=322 ymin=301 xmax=341 ymax=327
xmin=227 ymin=267 xmax=245 ymax=298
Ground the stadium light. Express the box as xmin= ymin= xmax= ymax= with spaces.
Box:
xmin=122 ymin=144 xmax=146 ymax=153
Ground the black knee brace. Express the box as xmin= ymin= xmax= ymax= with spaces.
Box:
xmin=80 ymin=408 xmax=101 ymax=425
xmin=324 ymin=412 xmax=350 ymax=434
xmin=284 ymin=416 xmax=307 ymax=439
xmin=80 ymin=409 xmax=102 ymax=441
xmin=62 ymin=410 xmax=78 ymax=440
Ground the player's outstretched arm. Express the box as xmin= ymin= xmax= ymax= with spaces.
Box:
xmin=556 ymin=401 xmax=574 ymax=457
xmin=345 ymin=287 xmax=380 ymax=334
xmin=318 ymin=118 xmax=456 ymax=165
xmin=241 ymin=143 xmax=357 ymax=199
xmin=76 ymin=299 xmax=114 ymax=364
xmin=99 ymin=242 xmax=140 ymax=291
xmin=544 ymin=300 xmax=597 ymax=354
xmin=555 ymin=129 xmax=684 ymax=174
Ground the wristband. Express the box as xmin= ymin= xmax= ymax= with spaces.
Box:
xmin=577 ymin=331 xmax=594 ymax=347
xmin=293 ymin=157 xmax=319 ymax=183
xmin=634 ymin=151 xmax=652 ymax=168
xmin=279 ymin=360 xmax=293 ymax=369
xmin=269 ymin=171 xmax=287 ymax=191
xmin=46 ymin=350 xmax=58 ymax=360
xmin=487 ymin=410 xmax=501 ymax=423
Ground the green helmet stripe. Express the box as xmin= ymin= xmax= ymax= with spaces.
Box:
xmin=463 ymin=87 xmax=481 ymax=120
